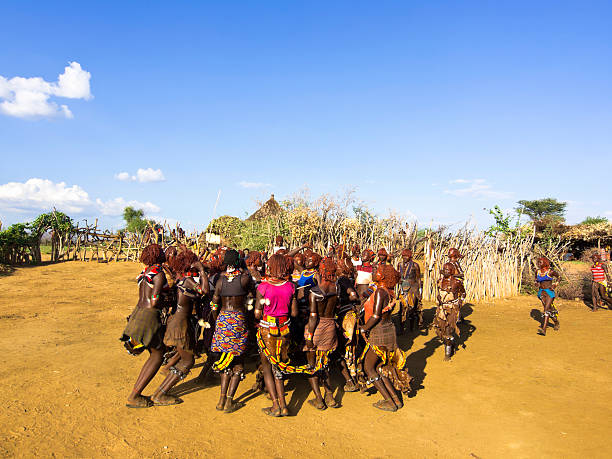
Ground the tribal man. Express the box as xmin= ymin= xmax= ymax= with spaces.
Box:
xmin=590 ymin=253 xmax=612 ymax=311
xmin=434 ymin=262 xmax=466 ymax=360
xmin=398 ymin=249 xmax=422 ymax=333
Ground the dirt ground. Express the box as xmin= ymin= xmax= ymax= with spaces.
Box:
xmin=1 ymin=261 xmax=611 ymax=458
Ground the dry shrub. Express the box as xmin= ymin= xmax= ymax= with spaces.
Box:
xmin=580 ymin=247 xmax=601 ymax=263
xmin=556 ymin=261 xmax=592 ymax=300
xmin=556 ymin=274 xmax=591 ymax=300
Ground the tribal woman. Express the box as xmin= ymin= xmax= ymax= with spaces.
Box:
xmin=291 ymin=253 xmax=306 ymax=283
xmin=434 ymin=263 xmax=466 ymax=360
xmin=305 ymin=258 xmax=342 ymax=410
xmin=120 ymin=244 xmax=168 ymax=408
xmin=590 ymin=253 xmax=612 ymax=311
xmin=355 ymin=249 xmax=375 ymax=302
xmin=351 ymin=244 xmax=362 ymax=268
xmin=162 ymin=248 xmax=209 ymax=378
xmin=334 ymin=251 xmax=359 ymax=392
xmin=151 ymin=249 xmax=203 ymax=406
xmin=210 ymin=249 xmax=254 ymax=412
xmin=448 ymin=248 xmax=465 ymax=322
xmin=399 ymin=249 xmax=423 ymax=332
xmin=297 ymin=251 xmax=320 ymax=299
xmin=361 ymin=264 xmax=405 ymax=411
xmin=535 ymin=257 xmax=560 ymax=335
xmin=255 ymin=254 xmax=298 ymax=417
xmin=292 ymin=251 xmax=321 ymax=344
xmin=246 ymin=250 xmax=264 ymax=285
xmin=375 ymin=247 xmax=391 ymax=267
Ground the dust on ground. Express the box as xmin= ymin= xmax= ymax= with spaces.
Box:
xmin=1 ymin=261 xmax=611 ymax=458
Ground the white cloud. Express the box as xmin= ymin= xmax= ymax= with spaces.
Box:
xmin=135 ymin=168 xmax=165 ymax=183
xmin=0 ymin=178 xmax=91 ymax=213
xmin=114 ymin=168 xmax=166 ymax=183
xmin=95 ymin=198 xmax=160 ymax=216
xmin=0 ymin=178 xmax=161 ymax=218
xmin=238 ymin=181 xmax=271 ymax=189
xmin=114 ymin=172 xmax=131 ymax=181
xmin=445 ymin=179 xmax=513 ymax=200
xmin=0 ymin=62 xmax=92 ymax=119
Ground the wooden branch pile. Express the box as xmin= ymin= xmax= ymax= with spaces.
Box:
xmin=282 ymin=210 xmax=420 ymax=256
xmin=58 ymin=220 xmax=207 ymax=262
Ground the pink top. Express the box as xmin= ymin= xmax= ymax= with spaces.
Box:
xmin=257 ymin=280 xmax=295 ymax=317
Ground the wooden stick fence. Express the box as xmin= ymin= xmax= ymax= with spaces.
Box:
xmin=422 ymin=224 xmax=535 ymax=302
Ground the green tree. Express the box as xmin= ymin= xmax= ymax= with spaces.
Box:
xmin=580 ymin=216 xmax=608 ymax=225
xmin=516 ymin=198 xmax=567 ymax=221
xmin=123 ymin=206 xmax=152 ymax=233
xmin=206 ymin=215 xmax=245 ymax=247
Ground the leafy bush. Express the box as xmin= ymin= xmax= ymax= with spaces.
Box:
xmin=580 ymin=216 xmax=608 ymax=225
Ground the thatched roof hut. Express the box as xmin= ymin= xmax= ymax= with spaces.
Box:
xmin=555 ymin=222 xmax=612 ymax=258
xmin=246 ymin=194 xmax=283 ymax=221
xmin=560 ymin=222 xmax=612 ymax=243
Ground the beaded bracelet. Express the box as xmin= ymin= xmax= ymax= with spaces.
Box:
xmin=151 ymin=294 xmax=159 ymax=301
xmin=210 ymin=302 xmax=219 ymax=311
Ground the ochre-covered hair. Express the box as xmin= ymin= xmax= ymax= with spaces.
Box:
xmin=266 ymin=254 xmax=293 ymax=279
xmin=336 ymin=254 xmax=355 ymax=277
xmin=378 ymin=247 xmax=389 ymax=256
xmin=164 ymin=246 xmax=178 ymax=260
xmin=305 ymin=251 xmax=322 ymax=268
xmin=245 ymin=251 xmax=262 ymax=267
xmin=293 ymin=253 xmax=305 ymax=266
xmin=401 ymin=248 xmax=412 ymax=257
xmin=362 ymin=249 xmax=374 ymax=261
xmin=169 ymin=249 xmax=198 ymax=275
xmin=538 ymin=256 xmax=551 ymax=268
xmin=319 ymin=258 xmax=338 ymax=282
xmin=448 ymin=247 xmax=462 ymax=258
xmin=140 ymin=244 xmax=165 ymax=266
xmin=377 ymin=264 xmax=400 ymax=289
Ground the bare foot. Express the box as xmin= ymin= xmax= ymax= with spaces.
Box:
xmin=324 ymin=392 xmax=338 ymax=408
xmin=343 ymin=380 xmax=359 ymax=392
xmin=373 ymin=399 xmax=397 ymax=412
xmin=151 ymin=393 xmax=183 ymax=406
xmin=126 ymin=394 xmax=152 ymax=408
xmin=216 ymin=396 xmax=226 ymax=411
xmin=223 ymin=398 xmax=244 ymax=413
xmin=307 ymin=398 xmax=327 ymax=410
xmin=262 ymin=406 xmax=281 ymax=417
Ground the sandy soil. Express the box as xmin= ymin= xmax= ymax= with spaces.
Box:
xmin=1 ymin=261 xmax=611 ymax=458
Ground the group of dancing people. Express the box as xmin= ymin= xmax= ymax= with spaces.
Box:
xmin=120 ymin=237 xmax=468 ymax=415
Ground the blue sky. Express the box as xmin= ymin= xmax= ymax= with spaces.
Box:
xmin=1 ymin=1 xmax=611 ymax=231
